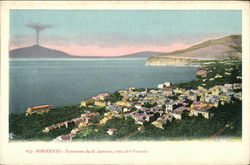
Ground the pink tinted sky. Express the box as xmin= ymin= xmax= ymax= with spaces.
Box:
xmin=47 ymin=43 xmax=191 ymax=57
xmin=10 ymin=43 xmax=191 ymax=57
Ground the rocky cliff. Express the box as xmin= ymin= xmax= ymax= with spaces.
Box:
xmin=145 ymin=57 xmax=198 ymax=66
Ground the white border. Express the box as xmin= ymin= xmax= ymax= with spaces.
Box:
xmin=1 ymin=1 xmax=250 ymax=164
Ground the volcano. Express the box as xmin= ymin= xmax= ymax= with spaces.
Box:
xmin=9 ymin=45 xmax=73 ymax=58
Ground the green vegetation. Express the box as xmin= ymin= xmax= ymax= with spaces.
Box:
xmin=105 ymin=91 xmax=123 ymax=103
xmin=9 ymin=105 xmax=103 ymax=140
xmin=143 ymin=102 xmax=157 ymax=108
xmin=173 ymin=59 xmax=241 ymax=89
xmin=74 ymin=117 xmax=139 ymax=141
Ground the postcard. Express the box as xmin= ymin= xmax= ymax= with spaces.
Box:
xmin=1 ymin=1 xmax=250 ymax=164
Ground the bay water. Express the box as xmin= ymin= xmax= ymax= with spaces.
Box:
xmin=10 ymin=58 xmax=197 ymax=114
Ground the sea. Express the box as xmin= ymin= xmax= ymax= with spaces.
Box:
xmin=9 ymin=58 xmax=197 ymax=114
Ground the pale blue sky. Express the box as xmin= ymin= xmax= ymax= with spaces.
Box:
xmin=10 ymin=10 xmax=241 ymax=37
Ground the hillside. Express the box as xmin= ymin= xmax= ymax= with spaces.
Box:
xmin=146 ymin=35 xmax=242 ymax=66
xmin=10 ymin=45 xmax=72 ymax=58
xmin=120 ymin=51 xmax=165 ymax=58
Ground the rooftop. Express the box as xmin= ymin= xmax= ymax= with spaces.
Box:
xmin=30 ymin=104 xmax=52 ymax=109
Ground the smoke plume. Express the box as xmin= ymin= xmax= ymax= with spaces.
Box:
xmin=26 ymin=23 xmax=54 ymax=45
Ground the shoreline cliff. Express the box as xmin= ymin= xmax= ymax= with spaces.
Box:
xmin=145 ymin=57 xmax=202 ymax=66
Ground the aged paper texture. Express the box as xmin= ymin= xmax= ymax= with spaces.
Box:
xmin=1 ymin=1 xmax=250 ymax=164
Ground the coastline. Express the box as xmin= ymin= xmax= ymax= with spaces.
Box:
xmin=9 ymin=58 xmax=242 ymax=142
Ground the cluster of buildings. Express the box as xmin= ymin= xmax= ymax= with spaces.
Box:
xmin=54 ymin=79 xmax=241 ymax=138
xmin=85 ymin=82 xmax=242 ymax=131
xmin=44 ymin=111 xmax=100 ymax=142
xmin=80 ymin=92 xmax=109 ymax=107
xmin=26 ymin=81 xmax=242 ymax=140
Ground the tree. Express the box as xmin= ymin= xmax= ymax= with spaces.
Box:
xmin=105 ymin=91 xmax=123 ymax=103
xmin=181 ymin=110 xmax=190 ymax=120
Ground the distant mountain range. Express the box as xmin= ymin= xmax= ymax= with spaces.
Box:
xmin=9 ymin=45 xmax=165 ymax=59
xmin=146 ymin=35 xmax=242 ymax=66
xmin=70 ymin=51 xmax=165 ymax=58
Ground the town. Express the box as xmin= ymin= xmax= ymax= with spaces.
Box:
xmin=37 ymin=81 xmax=241 ymax=141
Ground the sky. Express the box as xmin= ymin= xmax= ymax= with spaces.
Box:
xmin=10 ymin=10 xmax=242 ymax=57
